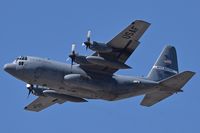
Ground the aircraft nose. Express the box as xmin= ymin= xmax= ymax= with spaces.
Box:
xmin=4 ymin=63 xmax=16 ymax=74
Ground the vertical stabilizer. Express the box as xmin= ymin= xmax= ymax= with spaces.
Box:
xmin=147 ymin=45 xmax=178 ymax=81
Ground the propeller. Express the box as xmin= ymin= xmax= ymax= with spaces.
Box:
xmin=69 ymin=44 xmax=76 ymax=69
xmin=26 ymin=84 xmax=33 ymax=98
xmin=82 ymin=30 xmax=92 ymax=50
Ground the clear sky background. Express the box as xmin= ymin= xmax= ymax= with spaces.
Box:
xmin=0 ymin=0 xmax=199 ymax=133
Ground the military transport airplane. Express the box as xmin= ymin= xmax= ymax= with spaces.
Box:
xmin=4 ymin=20 xmax=195 ymax=112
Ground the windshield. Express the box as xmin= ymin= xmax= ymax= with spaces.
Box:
xmin=13 ymin=56 xmax=28 ymax=63
xmin=16 ymin=56 xmax=27 ymax=61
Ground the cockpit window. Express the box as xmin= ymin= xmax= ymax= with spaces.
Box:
xmin=18 ymin=61 xmax=24 ymax=66
xmin=16 ymin=56 xmax=28 ymax=61
xmin=13 ymin=56 xmax=28 ymax=64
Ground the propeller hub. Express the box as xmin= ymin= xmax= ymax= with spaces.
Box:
xmin=84 ymin=41 xmax=91 ymax=50
xmin=26 ymin=84 xmax=34 ymax=98
xmin=68 ymin=44 xmax=77 ymax=69
xmin=82 ymin=30 xmax=92 ymax=50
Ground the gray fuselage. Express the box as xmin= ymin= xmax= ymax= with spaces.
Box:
xmin=4 ymin=56 xmax=158 ymax=101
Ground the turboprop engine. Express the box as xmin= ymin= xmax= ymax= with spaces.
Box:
xmin=26 ymin=84 xmax=87 ymax=102
xmin=86 ymin=56 xmax=131 ymax=69
xmin=82 ymin=30 xmax=112 ymax=53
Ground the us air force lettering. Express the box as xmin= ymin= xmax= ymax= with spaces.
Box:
xmin=4 ymin=20 xmax=195 ymax=112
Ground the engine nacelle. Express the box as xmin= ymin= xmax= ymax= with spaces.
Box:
xmin=86 ymin=56 xmax=131 ymax=69
xmin=26 ymin=84 xmax=48 ymax=96
xmin=74 ymin=55 xmax=90 ymax=65
xmin=90 ymin=41 xmax=112 ymax=53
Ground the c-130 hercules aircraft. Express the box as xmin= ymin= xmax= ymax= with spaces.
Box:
xmin=4 ymin=20 xmax=195 ymax=112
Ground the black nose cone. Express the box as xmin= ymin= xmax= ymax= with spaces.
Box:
xmin=4 ymin=63 xmax=16 ymax=75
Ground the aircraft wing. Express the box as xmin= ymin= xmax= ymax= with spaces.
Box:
xmin=81 ymin=20 xmax=150 ymax=74
xmin=24 ymin=96 xmax=65 ymax=112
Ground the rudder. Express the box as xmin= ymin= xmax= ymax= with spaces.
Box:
xmin=147 ymin=45 xmax=178 ymax=81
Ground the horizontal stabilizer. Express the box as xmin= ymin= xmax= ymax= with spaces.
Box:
xmin=141 ymin=71 xmax=195 ymax=107
xmin=159 ymin=71 xmax=195 ymax=92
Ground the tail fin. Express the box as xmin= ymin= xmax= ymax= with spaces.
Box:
xmin=147 ymin=45 xmax=178 ymax=81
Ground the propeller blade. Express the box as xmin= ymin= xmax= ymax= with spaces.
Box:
xmin=66 ymin=57 xmax=70 ymax=62
xmin=26 ymin=84 xmax=33 ymax=98
xmin=71 ymin=44 xmax=76 ymax=52
xmin=82 ymin=43 xmax=85 ymax=46
xmin=71 ymin=58 xmax=73 ymax=69
xmin=69 ymin=44 xmax=76 ymax=70
xmin=82 ymin=30 xmax=92 ymax=50
xmin=27 ymin=90 xmax=32 ymax=98
xmin=85 ymin=43 xmax=89 ymax=50
xmin=87 ymin=30 xmax=91 ymax=42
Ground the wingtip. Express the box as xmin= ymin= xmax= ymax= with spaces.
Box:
xmin=24 ymin=106 xmax=31 ymax=111
xmin=165 ymin=45 xmax=175 ymax=48
xmin=123 ymin=64 xmax=132 ymax=69
xmin=184 ymin=71 xmax=196 ymax=76
xmin=128 ymin=66 xmax=132 ymax=69
xmin=140 ymin=102 xmax=153 ymax=107
xmin=132 ymin=20 xmax=151 ymax=26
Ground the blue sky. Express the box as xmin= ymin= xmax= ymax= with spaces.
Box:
xmin=0 ymin=0 xmax=199 ymax=133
